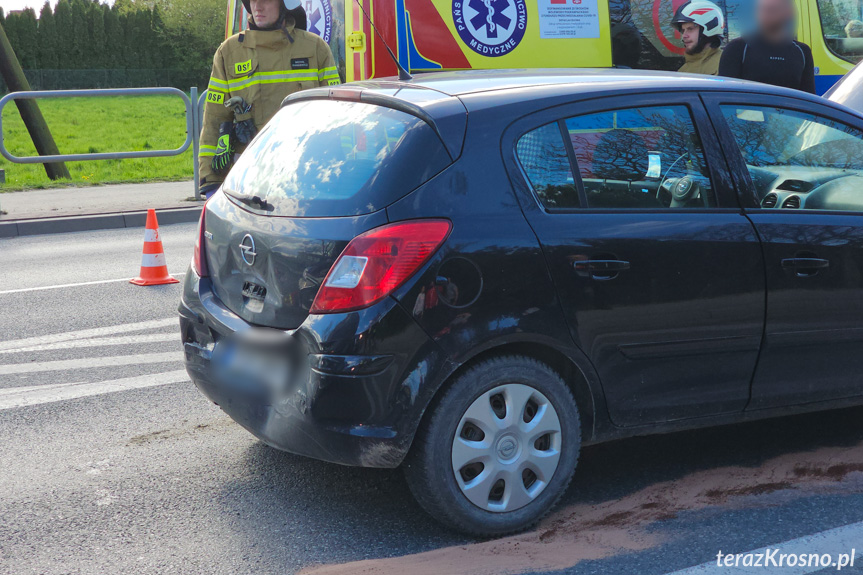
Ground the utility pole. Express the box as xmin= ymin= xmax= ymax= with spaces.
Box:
xmin=0 ymin=22 xmax=70 ymax=180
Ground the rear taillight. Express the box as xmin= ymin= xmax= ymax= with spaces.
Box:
xmin=191 ymin=203 xmax=209 ymax=277
xmin=310 ymin=219 xmax=452 ymax=314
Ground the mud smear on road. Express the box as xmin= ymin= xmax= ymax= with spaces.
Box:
xmin=127 ymin=418 xmax=234 ymax=446
xmin=302 ymin=442 xmax=863 ymax=575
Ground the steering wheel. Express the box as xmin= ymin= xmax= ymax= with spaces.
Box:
xmin=657 ymin=152 xmax=688 ymax=188
xmin=660 ymin=174 xmax=701 ymax=207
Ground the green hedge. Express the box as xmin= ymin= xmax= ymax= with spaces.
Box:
xmin=0 ymin=0 xmax=218 ymax=93
xmin=0 ymin=69 xmax=208 ymax=92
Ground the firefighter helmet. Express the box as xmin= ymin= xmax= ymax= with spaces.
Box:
xmin=672 ymin=1 xmax=725 ymax=37
xmin=241 ymin=0 xmax=307 ymax=31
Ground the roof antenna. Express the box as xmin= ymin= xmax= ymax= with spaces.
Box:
xmin=352 ymin=0 xmax=413 ymax=81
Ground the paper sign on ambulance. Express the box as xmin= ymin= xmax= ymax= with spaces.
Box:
xmin=538 ymin=0 xmax=601 ymax=39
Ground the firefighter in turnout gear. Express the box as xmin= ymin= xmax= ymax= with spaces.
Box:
xmin=198 ymin=0 xmax=341 ymax=195
xmin=672 ymin=1 xmax=725 ymax=76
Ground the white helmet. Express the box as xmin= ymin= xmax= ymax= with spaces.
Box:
xmin=672 ymin=1 xmax=725 ymax=37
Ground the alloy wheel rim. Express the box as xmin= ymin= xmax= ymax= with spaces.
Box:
xmin=451 ymin=383 xmax=562 ymax=513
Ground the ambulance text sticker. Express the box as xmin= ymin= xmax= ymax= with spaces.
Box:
xmin=538 ymin=0 xmax=600 ymax=39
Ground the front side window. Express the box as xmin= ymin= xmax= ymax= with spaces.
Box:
xmin=564 ymin=105 xmax=716 ymax=209
xmin=817 ymin=0 xmax=863 ymax=64
xmin=721 ymin=105 xmax=863 ymax=211
xmin=516 ymin=123 xmax=580 ymax=209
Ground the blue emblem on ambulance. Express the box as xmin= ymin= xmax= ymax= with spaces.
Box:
xmin=306 ymin=0 xmax=332 ymax=43
xmin=452 ymin=0 xmax=527 ymax=57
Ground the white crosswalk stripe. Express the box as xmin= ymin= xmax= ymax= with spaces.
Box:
xmin=0 ymin=352 xmax=182 ymax=375
xmin=0 ymin=370 xmax=189 ymax=410
xmin=0 ymin=333 xmax=179 ymax=354
xmin=0 ymin=318 xmax=177 ymax=351
xmin=0 ymin=319 xmax=189 ymax=408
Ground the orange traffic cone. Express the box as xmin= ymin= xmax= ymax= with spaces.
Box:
xmin=130 ymin=209 xmax=180 ymax=286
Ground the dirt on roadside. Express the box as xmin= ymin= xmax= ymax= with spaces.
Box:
xmin=301 ymin=441 xmax=863 ymax=575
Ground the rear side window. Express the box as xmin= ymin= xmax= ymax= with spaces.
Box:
xmin=223 ymin=99 xmax=452 ymax=217
xmin=516 ymin=123 xmax=580 ymax=209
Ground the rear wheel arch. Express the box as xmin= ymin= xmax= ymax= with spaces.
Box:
xmin=413 ymin=340 xmax=601 ymax=450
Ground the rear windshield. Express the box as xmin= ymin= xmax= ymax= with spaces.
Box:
xmin=222 ymin=99 xmax=452 ymax=217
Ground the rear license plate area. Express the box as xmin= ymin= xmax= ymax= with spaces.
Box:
xmin=211 ymin=332 xmax=293 ymax=397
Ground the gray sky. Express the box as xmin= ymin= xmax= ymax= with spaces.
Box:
xmin=2 ymin=0 xmax=113 ymax=14
xmin=2 ymin=0 xmax=55 ymax=12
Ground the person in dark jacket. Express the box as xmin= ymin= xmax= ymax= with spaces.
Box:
xmin=718 ymin=0 xmax=815 ymax=93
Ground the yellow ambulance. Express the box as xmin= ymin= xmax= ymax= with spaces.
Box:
xmin=224 ymin=0 xmax=862 ymax=94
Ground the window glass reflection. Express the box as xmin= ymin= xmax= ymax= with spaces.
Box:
xmin=721 ymin=105 xmax=863 ymax=211
xmin=565 ymin=106 xmax=715 ymax=209
xmin=817 ymin=0 xmax=863 ymax=64
xmin=517 ymin=123 xmax=580 ymax=209
xmin=223 ymin=99 xmax=451 ymax=217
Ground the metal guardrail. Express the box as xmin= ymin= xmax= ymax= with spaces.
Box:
xmin=192 ymin=87 xmax=206 ymax=201
xmin=0 ymin=87 xmax=207 ymax=200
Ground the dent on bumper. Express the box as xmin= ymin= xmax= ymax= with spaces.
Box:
xmin=182 ymin=352 xmax=407 ymax=467
xmin=178 ymin=274 xmax=446 ymax=468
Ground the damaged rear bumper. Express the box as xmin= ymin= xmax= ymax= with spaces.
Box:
xmin=178 ymin=270 xmax=447 ymax=468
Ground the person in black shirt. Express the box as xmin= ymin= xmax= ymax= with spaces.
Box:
xmin=718 ymin=0 xmax=815 ymax=93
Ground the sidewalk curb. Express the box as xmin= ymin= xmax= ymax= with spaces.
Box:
xmin=0 ymin=206 xmax=202 ymax=239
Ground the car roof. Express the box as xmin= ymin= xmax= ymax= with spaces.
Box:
xmin=285 ymin=69 xmax=842 ymax=160
xmin=350 ymin=68 xmax=826 ymax=103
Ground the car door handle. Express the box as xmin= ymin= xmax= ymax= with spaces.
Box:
xmin=573 ymin=259 xmax=631 ymax=279
xmin=782 ymin=257 xmax=829 ymax=277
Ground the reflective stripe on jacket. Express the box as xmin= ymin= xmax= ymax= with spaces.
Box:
xmin=198 ymin=24 xmax=340 ymax=186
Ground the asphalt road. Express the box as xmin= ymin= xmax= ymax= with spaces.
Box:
xmin=3 ymin=223 xmax=863 ymax=575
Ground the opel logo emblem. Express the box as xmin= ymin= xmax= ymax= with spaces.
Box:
xmin=239 ymin=234 xmax=257 ymax=266
xmin=496 ymin=435 xmax=519 ymax=461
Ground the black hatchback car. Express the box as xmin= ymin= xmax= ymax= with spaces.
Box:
xmin=180 ymin=69 xmax=863 ymax=536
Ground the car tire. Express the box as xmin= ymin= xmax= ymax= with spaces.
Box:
xmin=404 ymin=355 xmax=581 ymax=536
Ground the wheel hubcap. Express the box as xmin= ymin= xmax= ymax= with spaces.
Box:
xmin=451 ymin=383 xmax=562 ymax=513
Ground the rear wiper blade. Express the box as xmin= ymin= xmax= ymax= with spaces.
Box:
xmin=249 ymin=195 xmax=269 ymax=208
xmin=236 ymin=194 xmax=273 ymax=212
